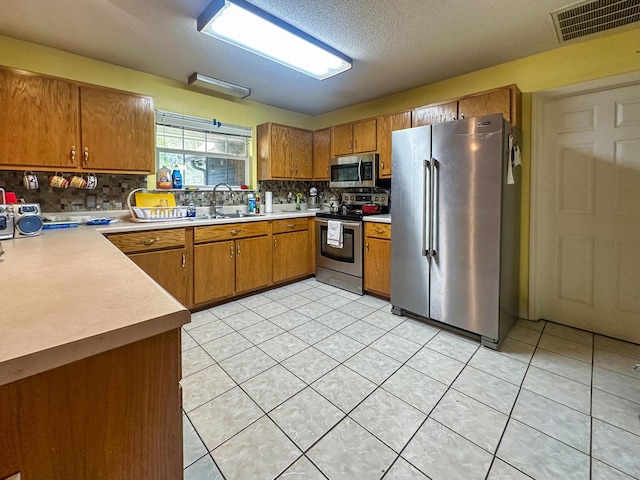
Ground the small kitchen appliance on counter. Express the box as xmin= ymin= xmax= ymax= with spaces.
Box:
xmin=308 ymin=187 xmax=321 ymax=210
xmin=315 ymin=192 xmax=389 ymax=294
xmin=0 ymin=204 xmax=15 ymax=240
xmin=13 ymin=203 xmax=44 ymax=237
xmin=0 ymin=188 xmax=15 ymax=240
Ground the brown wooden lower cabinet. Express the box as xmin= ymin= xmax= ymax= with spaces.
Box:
xmin=110 ymin=219 xmax=315 ymax=309
xmin=364 ymin=223 xmax=392 ymax=297
xmin=193 ymin=231 xmax=272 ymax=306
xmin=273 ymin=230 xmax=309 ymax=283
xmin=107 ymin=228 xmax=191 ymax=308
xmin=236 ymin=236 xmax=272 ymax=294
xmin=129 ymin=248 xmax=189 ymax=306
xmin=194 ymin=240 xmax=235 ymax=304
xmin=0 ymin=329 xmax=183 ymax=480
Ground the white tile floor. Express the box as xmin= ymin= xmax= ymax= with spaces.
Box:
xmin=180 ymin=278 xmax=640 ymax=480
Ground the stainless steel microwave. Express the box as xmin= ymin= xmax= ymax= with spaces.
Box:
xmin=329 ymin=154 xmax=378 ymax=188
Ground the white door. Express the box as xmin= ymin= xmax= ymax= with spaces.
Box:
xmin=538 ymin=84 xmax=640 ymax=344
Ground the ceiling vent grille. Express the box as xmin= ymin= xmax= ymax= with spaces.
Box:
xmin=552 ymin=0 xmax=640 ymax=42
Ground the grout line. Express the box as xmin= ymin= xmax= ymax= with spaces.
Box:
xmin=590 ymin=330 xmax=595 ymax=480
xmin=482 ymin=320 xmax=544 ymax=480
xmin=184 ymin=282 xmax=640 ymax=480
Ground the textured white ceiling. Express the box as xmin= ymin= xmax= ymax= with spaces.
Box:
xmin=0 ymin=0 xmax=632 ymax=115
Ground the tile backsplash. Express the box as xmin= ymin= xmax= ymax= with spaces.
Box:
xmin=257 ymin=181 xmax=340 ymax=205
xmin=0 ymin=170 xmax=382 ymax=212
xmin=0 ymin=171 xmax=148 ymax=212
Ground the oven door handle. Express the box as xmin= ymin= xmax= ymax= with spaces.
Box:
xmin=315 ymin=219 xmax=361 ymax=228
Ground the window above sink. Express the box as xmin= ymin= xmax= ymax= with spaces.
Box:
xmin=155 ymin=111 xmax=251 ymax=188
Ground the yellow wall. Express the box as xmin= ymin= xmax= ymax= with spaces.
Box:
xmin=0 ymin=34 xmax=314 ymax=187
xmin=308 ymin=28 xmax=640 ymax=316
xmin=1 ymin=28 xmax=639 ymax=316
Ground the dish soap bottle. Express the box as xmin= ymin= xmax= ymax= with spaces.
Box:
xmin=156 ymin=166 xmax=172 ymax=190
xmin=171 ymin=165 xmax=183 ymax=189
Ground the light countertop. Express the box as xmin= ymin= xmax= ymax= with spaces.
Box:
xmin=364 ymin=214 xmax=391 ymax=224
xmin=0 ymin=226 xmax=190 ymax=386
xmin=0 ymin=209 xmax=390 ymax=386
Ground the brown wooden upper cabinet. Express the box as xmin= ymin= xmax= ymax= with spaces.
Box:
xmin=413 ymin=101 xmax=458 ymax=127
xmin=0 ymin=66 xmax=155 ymax=173
xmin=458 ymin=85 xmax=521 ymax=127
xmin=0 ymin=68 xmax=79 ymax=169
xmin=257 ymin=122 xmax=313 ymax=180
xmin=331 ymin=118 xmax=377 ymax=156
xmin=413 ymin=85 xmax=521 ymax=129
xmin=79 ymin=86 xmax=155 ymax=172
xmin=377 ymin=110 xmax=412 ymax=178
xmin=312 ymin=127 xmax=331 ymax=180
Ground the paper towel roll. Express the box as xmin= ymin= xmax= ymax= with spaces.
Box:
xmin=265 ymin=191 xmax=273 ymax=213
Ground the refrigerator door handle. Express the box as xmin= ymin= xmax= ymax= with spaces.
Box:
xmin=422 ymin=159 xmax=431 ymax=257
xmin=431 ymin=158 xmax=439 ymax=258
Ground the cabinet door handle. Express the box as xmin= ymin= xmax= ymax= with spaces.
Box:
xmin=287 ymin=223 xmax=296 ymax=229
xmin=140 ymin=238 xmax=160 ymax=245
xmin=237 ymin=243 xmax=240 ymax=256
xmin=274 ymin=238 xmax=277 ymax=249
xmin=228 ymin=229 xmax=240 ymax=235
xmin=460 ymin=113 xmax=465 ymax=119
xmin=83 ymin=147 xmax=89 ymax=166
xmin=354 ymin=140 xmax=357 ymax=151
xmin=375 ymin=228 xmax=385 ymax=235
xmin=366 ymin=242 xmax=369 ymax=252
xmin=349 ymin=141 xmax=353 ymax=153
xmin=381 ymin=161 xmax=384 ymax=170
xmin=182 ymin=253 xmax=186 ymax=268
xmin=70 ymin=146 xmax=76 ymax=164
xmin=230 ymin=244 xmax=234 ymax=258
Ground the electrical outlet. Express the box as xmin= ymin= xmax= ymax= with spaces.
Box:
xmin=86 ymin=194 xmax=97 ymax=209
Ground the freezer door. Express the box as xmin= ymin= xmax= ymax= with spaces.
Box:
xmin=430 ymin=114 xmax=504 ymax=339
xmin=390 ymin=126 xmax=432 ymax=318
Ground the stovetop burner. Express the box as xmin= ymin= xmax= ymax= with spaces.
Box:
xmin=316 ymin=192 xmax=389 ymax=221
xmin=316 ymin=209 xmax=364 ymax=221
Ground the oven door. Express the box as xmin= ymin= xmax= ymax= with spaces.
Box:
xmin=315 ymin=218 xmax=363 ymax=277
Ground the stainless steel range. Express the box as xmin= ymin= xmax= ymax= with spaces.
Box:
xmin=315 ymin=192 xmax=388 ymax=295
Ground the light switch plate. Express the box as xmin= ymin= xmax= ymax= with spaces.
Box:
xmin=86 ymin=194 xmax=97 ymax=209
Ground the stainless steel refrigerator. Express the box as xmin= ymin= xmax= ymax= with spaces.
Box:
xmin=390 ymin=113 xmax=521 ymax=348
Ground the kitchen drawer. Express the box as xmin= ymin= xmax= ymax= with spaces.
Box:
xmin=365 ymin=222 xmax=391 ymax=240
xmin=194 ymin=221 xmax=269 ymax=244
xmin=272 ymin=218 xmax=308 ymax=234
xmin=107 ymin=228 xmax=186 ymax=253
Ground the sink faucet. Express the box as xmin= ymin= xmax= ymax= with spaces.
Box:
xmin=212 ymin=183 xmax=234 ymax=216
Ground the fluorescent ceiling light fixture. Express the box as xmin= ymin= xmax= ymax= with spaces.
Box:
xmin=188 ymin=72 xmax=251 ymax=99
xmin=197 ymin=0 xmax=352 ymax=80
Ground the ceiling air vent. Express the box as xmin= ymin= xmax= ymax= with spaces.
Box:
xmin=551 ymin=0 xmax=640 ymax=42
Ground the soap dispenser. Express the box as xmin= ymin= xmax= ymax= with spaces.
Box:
xmin=171 ymin=165 xmax=183 ymax=189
